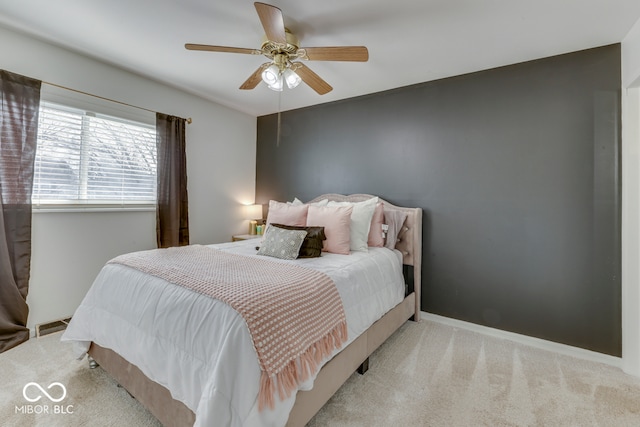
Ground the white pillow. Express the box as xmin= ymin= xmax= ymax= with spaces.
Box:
xmin=327 ymin=197 xmax=378 ymax=252
xmin=290 ymin=197 xmax=329 ymax=206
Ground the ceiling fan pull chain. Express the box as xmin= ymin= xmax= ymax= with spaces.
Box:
xmin=276 ymin=90 xmax=282 ymax=148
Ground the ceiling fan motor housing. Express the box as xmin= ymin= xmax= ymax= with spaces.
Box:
xmin=261 ymin=29 xmax=299 ymax=58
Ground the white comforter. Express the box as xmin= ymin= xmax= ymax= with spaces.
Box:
xmin=61 ymin=239 xmax=405 ymax=427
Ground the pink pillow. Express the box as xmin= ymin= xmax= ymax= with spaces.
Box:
xmin=266 ymin=200 xmax=309 ymax=228
xmin=306 ymin=205 xmax=353 ymax=255
xmin=367 ymin=202 xmax=384 ymax=247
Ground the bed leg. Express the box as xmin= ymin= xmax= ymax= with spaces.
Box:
xmin=88 ymin=355 xmax=99 ymax=369
xmin=357 ymin=357 xmax=369 ymax=375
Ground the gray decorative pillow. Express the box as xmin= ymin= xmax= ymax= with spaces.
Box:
xmin=271 ymin=223 xmax=325 ymax=258
xmin=257 ymin=226 xmax=307 ymax=260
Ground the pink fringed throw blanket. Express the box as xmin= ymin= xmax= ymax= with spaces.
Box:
xmin=108 ymin=245 xmax=348 ymax=410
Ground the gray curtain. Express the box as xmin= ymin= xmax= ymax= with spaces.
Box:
xmin=0 ymin=70 xmax=41 ymax=353
xmin=156 ymin=113 xmax=189 ymax=248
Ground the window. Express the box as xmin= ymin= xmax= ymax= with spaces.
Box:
xmin=33 ymin=102 xmax=156 ymax=207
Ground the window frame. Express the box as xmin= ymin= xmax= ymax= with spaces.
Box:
xmin=33 ymin=85 xmax=157 ymax=212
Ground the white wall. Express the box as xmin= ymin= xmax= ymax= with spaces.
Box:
xmin=0 ymin=25 xmax=257 ymax=330
xmin=623 ymin=17 xmax=640 ymax=88
xmin=622 ymin=17 xmax=640 ymax=375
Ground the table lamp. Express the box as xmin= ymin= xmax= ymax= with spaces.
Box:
xmin=245 ymin=204 xmax=263 ymax=235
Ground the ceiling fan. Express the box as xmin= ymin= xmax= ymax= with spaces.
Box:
xmin=185 ymin=2 xmax=369 ymax=95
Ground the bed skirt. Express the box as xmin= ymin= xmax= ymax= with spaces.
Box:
xmin=88 ymin=292 xmax=417 ymax=427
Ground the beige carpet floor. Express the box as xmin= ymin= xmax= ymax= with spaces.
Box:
xmin=3 ymin=320 xmax=640 ymax=426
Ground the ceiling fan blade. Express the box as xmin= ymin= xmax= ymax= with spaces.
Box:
xmin=240 ymin=63 xmax=270 ymax=90
xmin=292 ymin=63 xmax=333 ymax=95
xmin=254 ymin=2 xmax=286 ymax=44
xmin=299 ymin=46 xmax=369 ymax=62
xmin=185 ymin=44 xmax=261 ymax=55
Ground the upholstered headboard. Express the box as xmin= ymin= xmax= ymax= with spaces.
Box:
xmin=308 ymin=194 xmax=422 ymax=317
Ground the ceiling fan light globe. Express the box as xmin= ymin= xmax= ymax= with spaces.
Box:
xmin=261 ymin=64 xmax=280 ymax=86
xmin=267 ymin=74 xmax=284 ymax=91
xmin=284 ymin=68 xmax=301 ymax=89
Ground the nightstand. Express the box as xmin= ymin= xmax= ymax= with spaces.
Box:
xmin=232 ymin=234 xmax=262 ymax=242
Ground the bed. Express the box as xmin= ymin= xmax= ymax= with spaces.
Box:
xmin=61 ymin=194 xmax=422 ymax=426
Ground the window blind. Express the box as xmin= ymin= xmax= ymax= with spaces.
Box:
xmin=33 ymin=102 xmax=157 ymax=206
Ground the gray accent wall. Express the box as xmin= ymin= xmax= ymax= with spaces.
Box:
xmin=256 ymin=44 xmax=622 ymax=356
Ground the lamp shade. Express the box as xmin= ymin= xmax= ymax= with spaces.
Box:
xmin=244 ymin=204 xmax=263 ymax=220
xmin=261 ymin=64 xmax=280 ymax=86
xmin=267 ymin=74 xmax=284 ymax=91
xmin=283 ymin=68 xmax=301 ymax=89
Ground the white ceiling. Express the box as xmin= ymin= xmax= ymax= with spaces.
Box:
xmin=1 ymin=1 xmax=639 ymax=117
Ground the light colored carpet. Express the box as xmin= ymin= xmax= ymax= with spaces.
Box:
xmin=3 ymin=320 xmax=640 ymax=426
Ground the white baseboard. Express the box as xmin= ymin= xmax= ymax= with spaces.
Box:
xmin=421 ymin=312 xmax=622 ymax=369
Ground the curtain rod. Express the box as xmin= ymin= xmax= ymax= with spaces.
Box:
xmin=43 ymin=81 xmax=193 ymax=124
